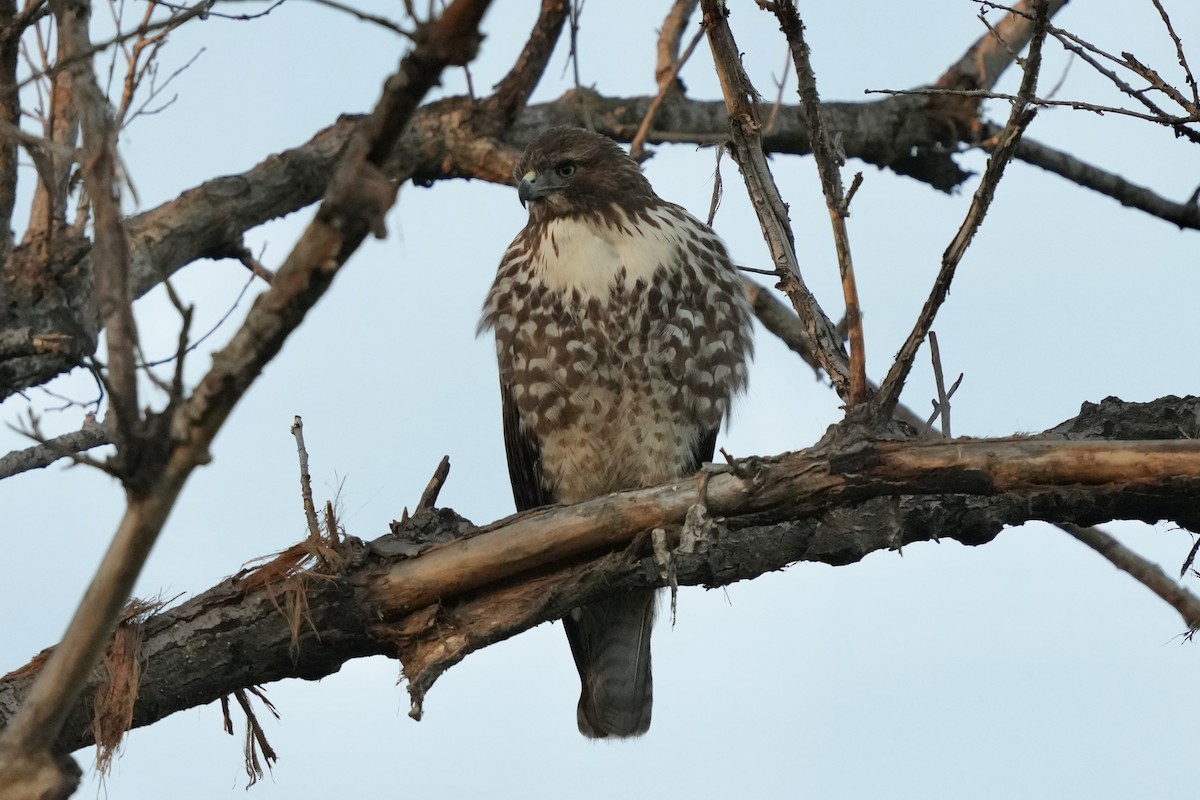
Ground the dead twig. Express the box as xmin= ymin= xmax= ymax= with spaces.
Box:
xmin=0 ymin=414 xmax=111 ymax=479
xmin=871 ymin=1 xmax=1049 ymax=423
xmin=767 ymin=0 xmax=867 ymax=406
xmin=233 ymin=687 xmax=278 ymax=787
xmin=292 ymin=416 xmax=322 ymax=542
xmin=630 ymin=22 xmax=705 ymax=160
xmin=700 ymin=0 xmax=852 ymax=398
xmin=928 ymin=331 xmax=951 ymax=438
xmin=1060 ymin=523 xmax=1200 ymax=633
xmin=923 ymin=372 xmax=964 ymax=438
xmin=416 ymin=455 xmax=451 ymax=512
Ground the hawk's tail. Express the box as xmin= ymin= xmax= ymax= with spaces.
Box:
xmin=563 ymin=588 xmax=656 ymax=738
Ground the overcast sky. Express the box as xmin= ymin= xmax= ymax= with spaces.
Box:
xmin=2 ymin=0 xmax=1199 ymax=797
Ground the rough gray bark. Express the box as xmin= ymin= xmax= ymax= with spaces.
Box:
xmin=1 ymin=395 xmax=1196 ymax=755
xmin=0 ymin=86 xmax=1000 ymax=404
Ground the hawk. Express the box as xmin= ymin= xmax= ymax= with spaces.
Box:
xmin=480 ymin=127 xmax=753 ymax=738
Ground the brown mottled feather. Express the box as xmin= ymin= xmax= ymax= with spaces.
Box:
xmin=481 ymin=127 xmax=752 ymax=738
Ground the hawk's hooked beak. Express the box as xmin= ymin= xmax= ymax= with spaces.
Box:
xmin=517 ymin=169 xmax=566 ymax=208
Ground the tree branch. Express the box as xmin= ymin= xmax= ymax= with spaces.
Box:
xmin=0 ymin=414 xmax=109 ymax=479
xmin=871 ymin=0 xmax=1048 ymax=423
xmin=1005 ymin=128 xmax=1200 ymax=230
xmin=1059 ymin=522 xmax=1200 ymax=631
xmin=486 ymin=0 xmax=567 ymax=129
xmin=701 ymin=0 xmax=852 ymax=399
xmin=940 ymin=0 xmax=1069 ymax=92
xmin=2 ymin=395 xmax=1198 ymax=755
xmin=655 ymin=0 xmax=698 ymax=82
xmin=767 ymin=0 xmax=867 ymax=405
xmin=0 ymin=0 xmax=494 ymax=794
xmin=3 ymin=4 xmax=1195 ymax=405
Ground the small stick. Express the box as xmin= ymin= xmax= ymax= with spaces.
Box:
xmin=705 ymin=142 xmax=724 ymax=227
xmin=630 ymin=24 xmax=705 ymax=161
xmin=929 ymin=331 xmax=951 ymax=438
xmin=325 ymin=500 xmax=341 ymax=546
xmin=416 ymin=455 xmax=451 ymax=512
xmin=291 ymin=416 xmax=321 ymax=541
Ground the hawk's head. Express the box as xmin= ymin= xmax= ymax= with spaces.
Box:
xmin=514 ymin=127 xmax=654 ymax=221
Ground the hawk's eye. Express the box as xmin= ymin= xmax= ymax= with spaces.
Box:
xmin=555 ymin=162 xmax=577 ymax=179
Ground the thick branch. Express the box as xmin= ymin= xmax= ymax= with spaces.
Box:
xmin=2 ymin=395 xmax=1198 ymax=754
xmin=5 ymin=54 xmax=1197 ymax=403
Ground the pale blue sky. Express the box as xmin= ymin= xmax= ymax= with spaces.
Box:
xmin=2 ymin=1 xmax=1198 ymax=797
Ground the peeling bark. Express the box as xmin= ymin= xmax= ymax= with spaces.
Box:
xmin=1 ymin=396 xmax=1196 ymax=754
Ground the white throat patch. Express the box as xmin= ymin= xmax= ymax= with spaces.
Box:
xmin=530 ymin=207 xmax=681 ymax=300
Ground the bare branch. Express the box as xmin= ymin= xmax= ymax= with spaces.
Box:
xmin=1005 ymin=127 xmax=1200 ymax=230
xmin=943 ymin=0 xmax=1069 ymax=91
xmin=3 ymin=397 xmax=1200 ymax=753
xmin=0 ymin=0 xmax=494 ymax=791
xmin=629 ymin=22 xmax=703 ymax=161
xmin=700 ymin=0 xmax=852 ymax=399
xmin=867 ymin=85 xmax=1199 ymax=139
xmin=655 ymin=0 xmax=698 ymax=81
xmin=1060 ymin=523 xmax=1200 ymax=632
xmin=487 ymin=0 xmax=567 ymax=129
xmin=1149 ymin=0 xmax=1197 ymax=111
xmin=871 ymin=1 xmax=1049 ymax=422
xmin=0 ymin=413 xmax=110 ymax=479
xmin=767 ymin=0 xmax=867 ymax=406
xmin=292 ymin=415 xmax=322 ymax=541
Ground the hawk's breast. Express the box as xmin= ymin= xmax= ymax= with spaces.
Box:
xmin=482 ymin=203 xmax=752 ymax=504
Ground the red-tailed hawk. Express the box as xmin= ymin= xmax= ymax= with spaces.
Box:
xmin=480 ymin=127 xmax=753 ymax=738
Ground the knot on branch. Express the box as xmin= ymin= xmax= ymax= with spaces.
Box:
xmin=324 ymin=161 xmax=396 ymax=239
xmin=376 ymin=507 xmax=475 ymax=559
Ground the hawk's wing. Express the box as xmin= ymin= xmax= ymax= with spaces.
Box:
xmin=694 ymin=427 xmax=719 ymax=469
xmin=501 ymin=382 xmax=553 ymax=512
xmin=502 ymin=379 xmax=719 ymax=513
